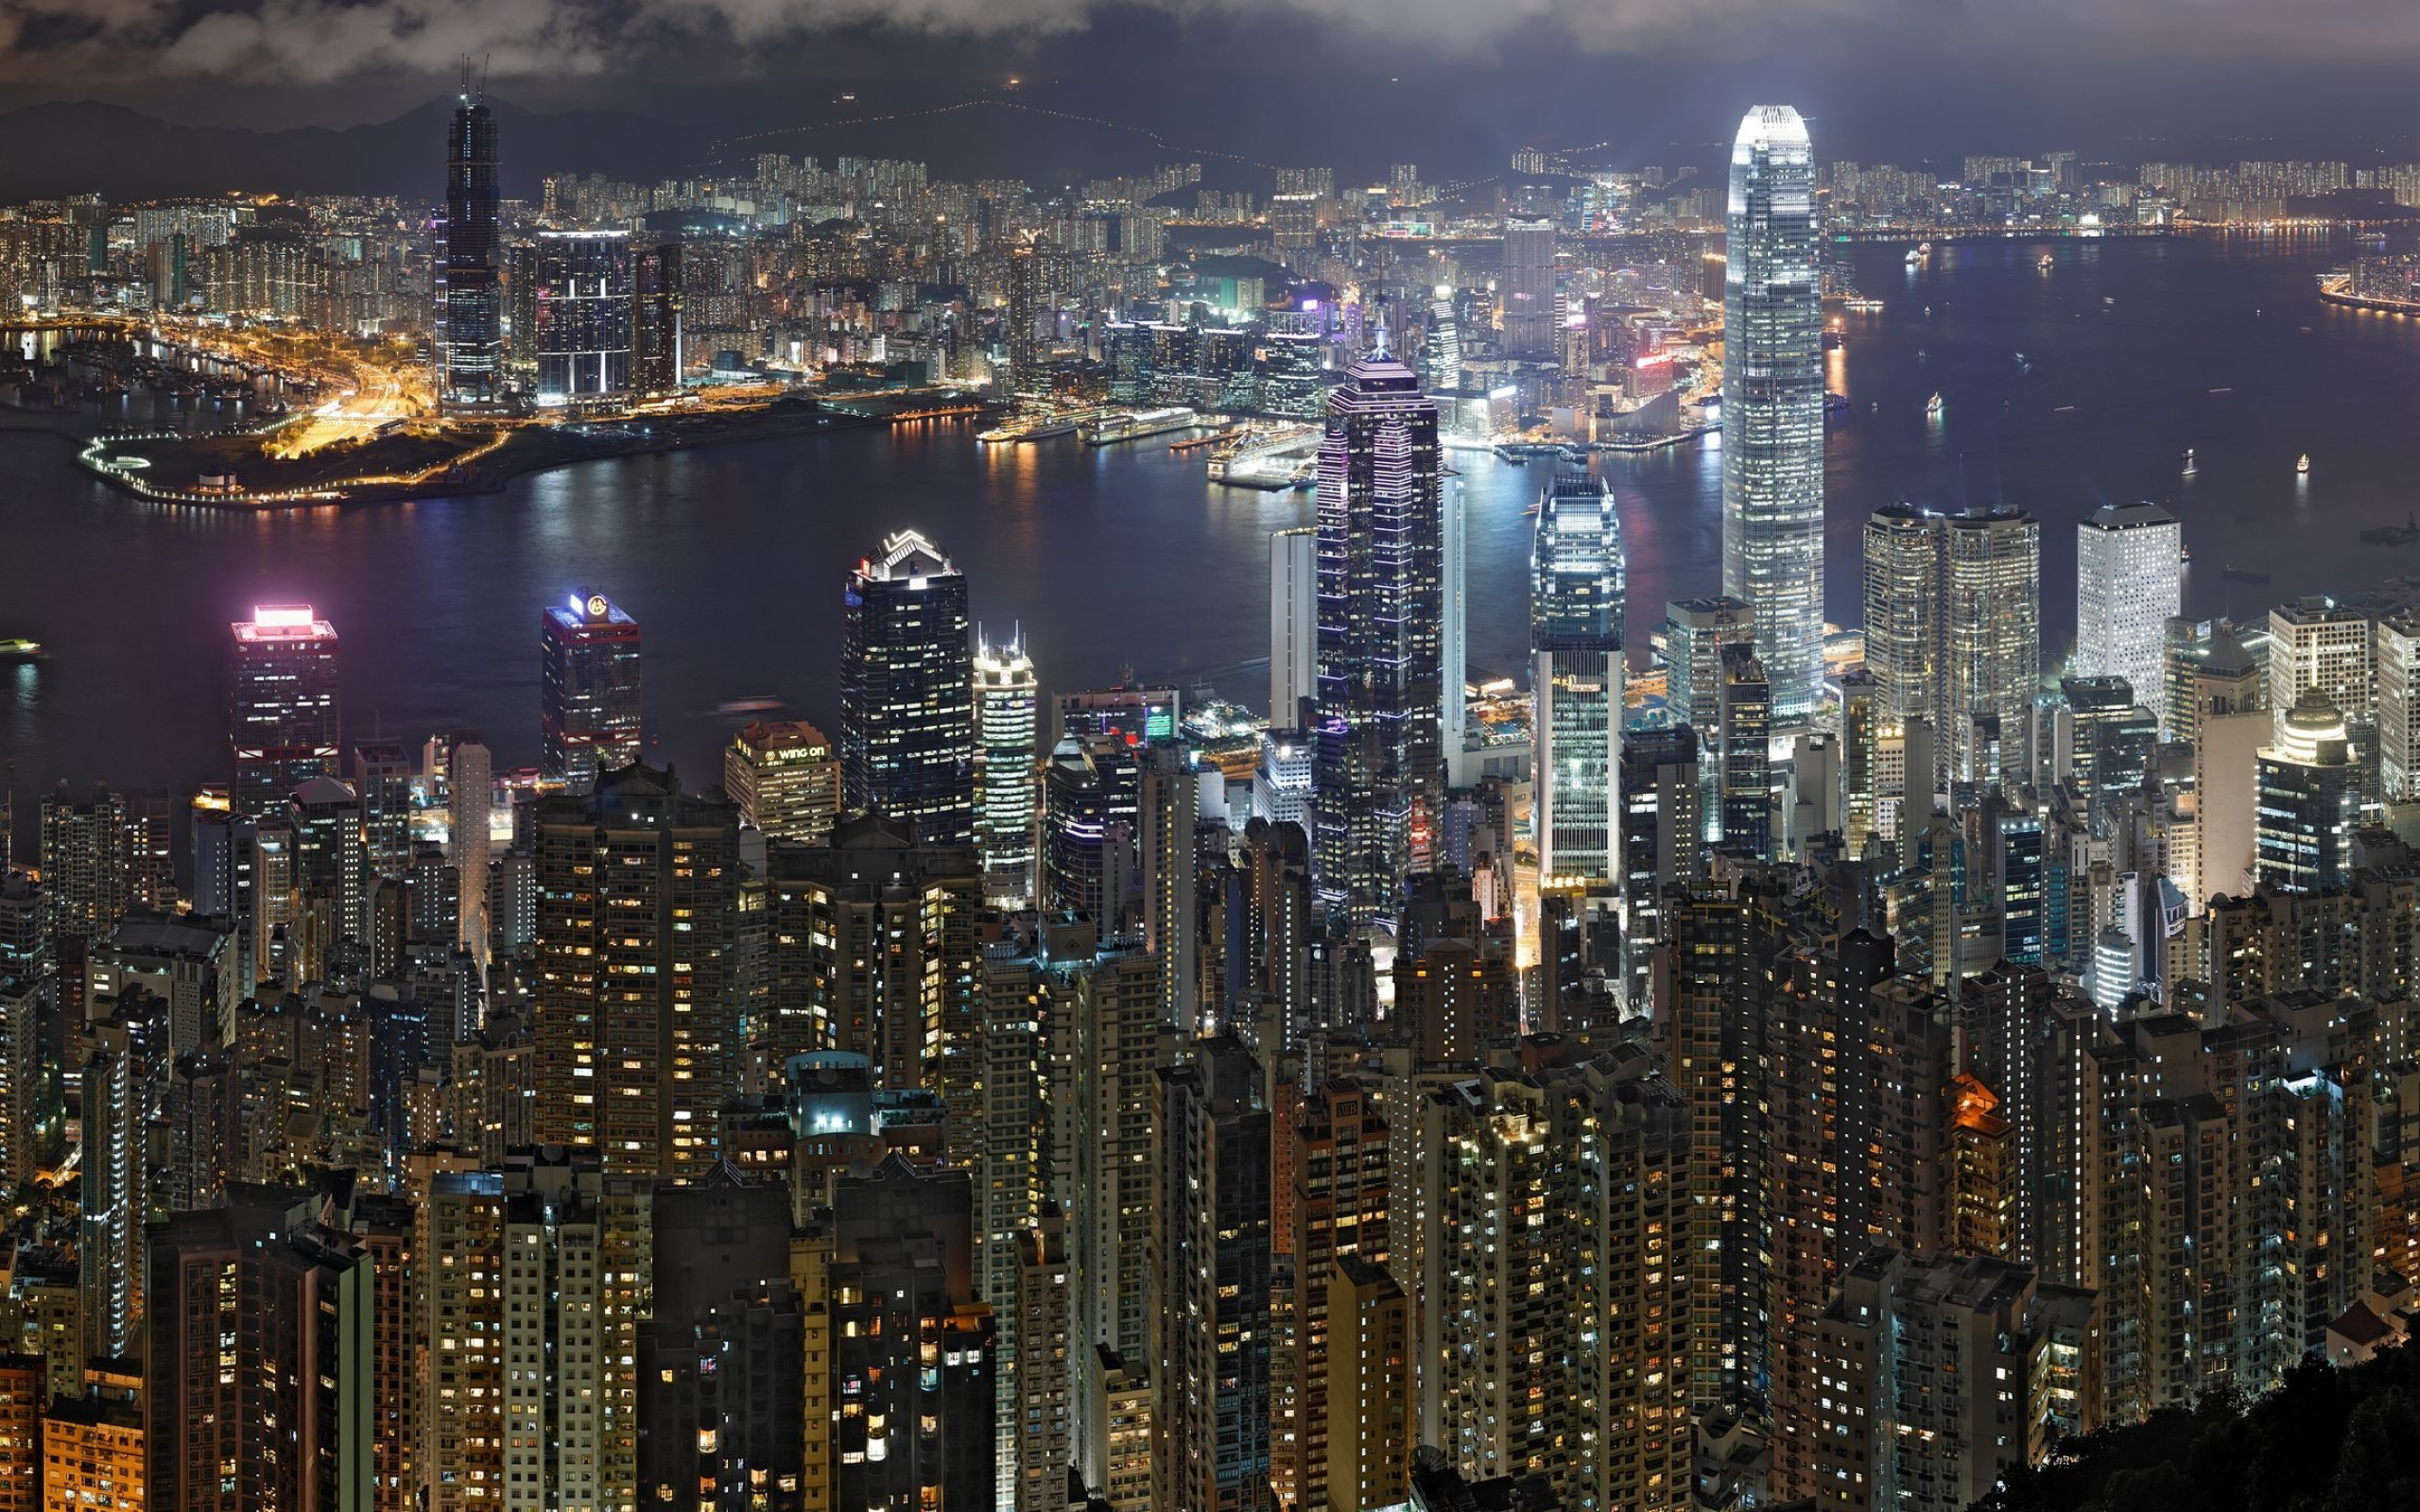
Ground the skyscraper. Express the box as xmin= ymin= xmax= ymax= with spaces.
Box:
xmin=1943 ymin=508 xmax=2041 ymax=782
xmin=723 ymin=719 xmax=841 ymax=844
xmin=529 ymin=230 xmax=634 ymax=401
xmin=1532 ymin=471 xmax=1625 ymax=883
xmin=531 ymin=764 xmax=739 ymax=1176
xmin=1270 ymin=526 xmax=1318 ymax=727
xmin=1006 ymin=237 xmax=1042 ymax=398
xmin=975 ymin=634 xmax=1041 ymax=906
xmin=438 ymin=89 xmax=502 ymax=405
xmin=229 ymin=604 xmax=340 ymax=816
xmin=1311 ymin=336 xmax=1443 ymax=926
xmin=2256 ymin=689 xmax=2357 ymax=892
xmin=2074 ymin=502 xmax=2182 ymax=726
xmin=1713 ymin=107 xmax=1820 ymax=720
xmin=445 ymin=732 xmax=492 ymax=975
xmin=631 ymin=237 xmax=683 ymax=393
xmin=1861 ymin=507 xmax=1942 ymax=735
xmin=1722 ymin=105 xmax=1826 ymax=720
xmin=1500 ymin=219 xmax=1557 ymax=359
xmin=541 ymin=590 xmax=643 ymax=792
xmin=841 ymin=529 xmax=976 ymax=847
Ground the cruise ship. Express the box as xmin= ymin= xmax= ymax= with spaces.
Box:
xmin=1079 ymin=407 xmax=1201 ymax=445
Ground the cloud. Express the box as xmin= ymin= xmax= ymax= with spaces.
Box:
xmin=0 ymin=0 xmax=2414 ymax=87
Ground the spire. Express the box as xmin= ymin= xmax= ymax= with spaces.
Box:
xmin=1371 ymin=308 xmax=1390 ymax=360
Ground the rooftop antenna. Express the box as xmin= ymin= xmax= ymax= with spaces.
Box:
xmin=1371 ymin=305 xmax=1390 ymax=360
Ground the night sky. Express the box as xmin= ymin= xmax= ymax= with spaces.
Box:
xmin=0 ymin=0 xmax=2412 ymax=177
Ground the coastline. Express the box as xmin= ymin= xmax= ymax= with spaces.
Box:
xmin=2 ymin=397 xmax=972 ymax=508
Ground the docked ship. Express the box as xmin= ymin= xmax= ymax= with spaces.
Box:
xmin=1080 ymin=407 xmax=1200 ymax=445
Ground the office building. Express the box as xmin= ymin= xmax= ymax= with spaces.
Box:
xmin=1501 ymin=219 xmax=1557 ymax=359
xmin=1663 ymin=595 xmax=1756 ymax=736
xmin=229 ymin=605 xmax=340 ymax=816
xmin=724 ymin=719 xmax=841 ymax=844
xmin=2074 ymin=502 xmax=2182 ymax=729
xmin=1722 ymin=106 xmax=1825 ymax=719
xmin=1271 ymin=526 xmax=1319 ymax=727
xmin=2377 ymin=610 xmax=2420 ymax=801
xmin=1944 ymin=508 xmax=2041 ymax=782
xmin=541 ymin=590 xmax=643 ymax=792
xmin=1532 ymin=471 xmax=1625 ymax=884
xmin=529 ymin=230 xmax=633 ymax=400
xmin=1718 ymin=646 xmax=1772 ymax=856
xmin=2256 ymin=689 xmax=2358 ymax=892
xmin=975 ymin=634 xmax=1041 ymax=906
xmin=1312 ymin=338 xmax=1443 ymax=925
xmin=532 ymin=764 xmax=740 ymax=1176
xmin=841 ymin=529 xmax=976 ymax=847
xmin=1862 ymin=506 xmax=1943 ymax=735
xmin=438 ymin=90 xmax=502 ymax=404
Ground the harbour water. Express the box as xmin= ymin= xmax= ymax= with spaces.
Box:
xmin=5 ymin=230 xmax=2419 ymax=850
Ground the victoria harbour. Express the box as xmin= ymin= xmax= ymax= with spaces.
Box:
xmin=7 ymin=231 xmax=2416 ymax=828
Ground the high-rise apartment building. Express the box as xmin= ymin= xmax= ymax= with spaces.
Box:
xmin=2074 ymin=502 xmax=2181 ymax=727
xmin=632 ymin=238 xmax=683 ymax=393
xmin=439 ymin=91 xmax=502 ymax=404
xmin=1154 ymin=1036 xmax=1271 ymax=1512
xmin=1311 ymin=342 xmax=1443 ymax=925
xmin=229 ymin=605 xmax=340 ymax=816
xmin=1721 ymin=106 xmax=1825 ymax=719
xmin=1532 ymin=471 xmax=1625 ymax=884
xmin=723 ymin=719 xmax=841 ymax=844
xmin=531 ymin=764 xmax=739 ymax=1176
xmin=540 ymin=590 xmax=643 ymax=791
xmin=841 ymin=529 xmax=976 ymax=847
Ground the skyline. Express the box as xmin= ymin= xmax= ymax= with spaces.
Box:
xmin=7 ymin=47 xmax=2420 ymax=1509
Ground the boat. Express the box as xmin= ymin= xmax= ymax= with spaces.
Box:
xmin=1926 ymin=392 xmax=1944 ymax=417
xmin=1905 ymin=249 xmax=1923 ymax=267
xmin=2183 ymin=448 xmax=2197 ymax=476
xmin=2360 ymin=512 xmax=2420 ymax=545
xmin=2038 ymin=252 xmax=2054 ymax=271
xmin=1918 ymin=241 xmax=1933 ymax=256
xmin=0 ymin=638 xmax=41 ymax=664
xmin=2180 ymin=543 xmax=2193 ymax=563
xmin=2297 ymin=453 xmax=2311 ymax=476
xmin=1020 ymin=418 xmax=1079 ymax=441
xmin=1843 ymin=296 xmax=1885 ymax=312
xmin=1822 ymin=329 xmax=1845 ymax=351
xmin=2221 ymin=565 xmax=2273 ymax=585
xmin=1080 ymin=407 xmax=1199 ymax=446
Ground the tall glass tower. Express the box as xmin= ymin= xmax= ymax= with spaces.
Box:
xmin=438 ymin=91 xmax=501 ymax=405
xmin=1532 ymin=471 xmax=1625 ymax=883
xmin=1721 ymin=105 xmax=1824 ymax=720
xmin=1312 ymin=335 xmax=1443 ymax=927
xmin=974 ymin=633 xmax=1039 ymax=906
xmin=840 ymin=530 xmax=975 ymax=847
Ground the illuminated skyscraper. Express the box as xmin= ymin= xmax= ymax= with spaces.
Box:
xmin=1721 ymin=105 xmax=1825 ymax=720
xmin=632 ymin=238 xmax=683 ymax=393
xmin=841 ymin=529 xmax=976 ymax=847
xmin=1270 ymin=527 xmax=1318 ymax=727
xmin=1312 ymin=336 xmax=1443 ymax=926
xmin=445 ymin=732 xmax=493 ymax=975
xmin=1531 ymin=471 xmax=1625 ymax=883
xmin=1006 ymin=237 xmax=1042 ymax=397
xmin=229 ymin=605 xmax=340 ymax=816
xmin=2074 ymin=502 xmax=2181 ymax=727
xmin=438 ymin=90 xmax=502 ymax=405
xmin=529 ymin=230 xmax=633 ymax=401
xmin=541 ymin=590 xmax=643 ymax=792
xmin=1863 ymin=507 xmax=2041 ymax=783
xmin=531 ymin=764 xmax=739 ymax=1177
xmin=723 ymin=720 xmax=841 ymax=844
xmin=2256 ymin=689 xmax=2357 ymax=892
xmin=975 ymin=634 xmax=1040 ymax=905
xmin=1500 ymin=219 xmax=1557 ymax=359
